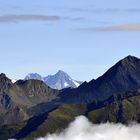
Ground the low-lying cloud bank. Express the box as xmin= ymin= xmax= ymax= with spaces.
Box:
xmin=37 ymin=116 xmax=140 ymax=140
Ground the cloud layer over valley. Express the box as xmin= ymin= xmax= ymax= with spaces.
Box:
xmin=37 ymin=116 xmax=140 ymax=140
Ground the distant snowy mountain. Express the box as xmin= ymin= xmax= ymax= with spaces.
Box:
xmin=44 ymin=70 xmax=82 ymax=90
xmin=24 ymin=70 xmax=83 ymax=90
xmin=25 ymin=73 xmax=43 ymax=81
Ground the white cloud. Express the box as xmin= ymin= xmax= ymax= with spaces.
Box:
xmin=37 ymin=116 xmax=140 ymax=140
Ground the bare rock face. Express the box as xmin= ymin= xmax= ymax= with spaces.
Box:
xmin=8 ymin=80 xmax=59 ymax=108
xmin=0 ymin=74 xmax=28 ymax=126
xmin=0 ymin=73 xmax=14 ymax=117
xmin=0 ymin=73 xmax=13 ymax=93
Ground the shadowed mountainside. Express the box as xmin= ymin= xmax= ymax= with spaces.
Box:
xmin=59 ymin=55 xmax=140 ymax=103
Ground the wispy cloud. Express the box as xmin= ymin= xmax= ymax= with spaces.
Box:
xmin=37 ymin=116 xmax=140 ymax=140
xmin=0 ymin=15 xmax=60 ymax=23
xmin=69 ymin=7 xmax=140 ymax=14
xmin=79 ymin=23 xmax=140 ymax=32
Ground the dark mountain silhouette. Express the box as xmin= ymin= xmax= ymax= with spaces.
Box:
xmin=59 ymin=55 xmax=140 ymax=103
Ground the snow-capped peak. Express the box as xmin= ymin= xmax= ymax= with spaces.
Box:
xmin=44 ymin=70 xmax=82 ymax=90
xmin=24 ymin=70 xmax=83 ymax=90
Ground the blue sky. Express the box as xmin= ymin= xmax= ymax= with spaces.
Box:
xmin=0 ymin=0 xmax=140 ymax=81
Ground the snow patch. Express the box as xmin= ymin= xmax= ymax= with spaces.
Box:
xmin=73 ymin=80 xmax=80 ymax=87
xmin=64 ymin=82 xmax=69 ymax=87
xmin=12 ymin=79 xmax=17 ymax=83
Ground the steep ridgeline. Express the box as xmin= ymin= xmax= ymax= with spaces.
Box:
xmin=0 ymin=74 xmax=59 ymax=140
xmin=0 ymin=74 xmax=27 ymax=126
xmin=24 ymin=70 xmax=82 ymax=90
xmin=8 ymin=80 xmax=59 ymax=108
xmin=0 ymin=73 xmax=12 ymax=93
xmin=60 ymin=56 xmax=140 ymax=103
xmin=0 ymin=74 xmax=59 ymax=125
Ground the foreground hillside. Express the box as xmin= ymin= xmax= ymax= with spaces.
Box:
xmin=1 ymin=88 xmax=139 ymax=140
xmin=1 ymin=55 xmax=140 ymax=139
xmin=23 ymin=89 xmax=140 ymax=139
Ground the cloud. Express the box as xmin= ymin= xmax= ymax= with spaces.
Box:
xmin=37 ymin=116 xmax=140 ymax=140
xmin=70 ymin=7 xmax=140 ymax=14
xmin=0 ymin=15 xmax=60 ymax=23
xmin=79 ymin=23 xmax=140 ymax=32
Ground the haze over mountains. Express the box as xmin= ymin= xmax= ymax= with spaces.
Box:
xmin=1 ymin=55 xmax=140 ymax=139
xmin=25 ymin=70 xmax=83 ymax=90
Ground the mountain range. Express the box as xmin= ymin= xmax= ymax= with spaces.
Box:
xmin=24 ymin=70 xmax=82 ymax=90
xmin=1 ymin=55 xmax=140 ymax=139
